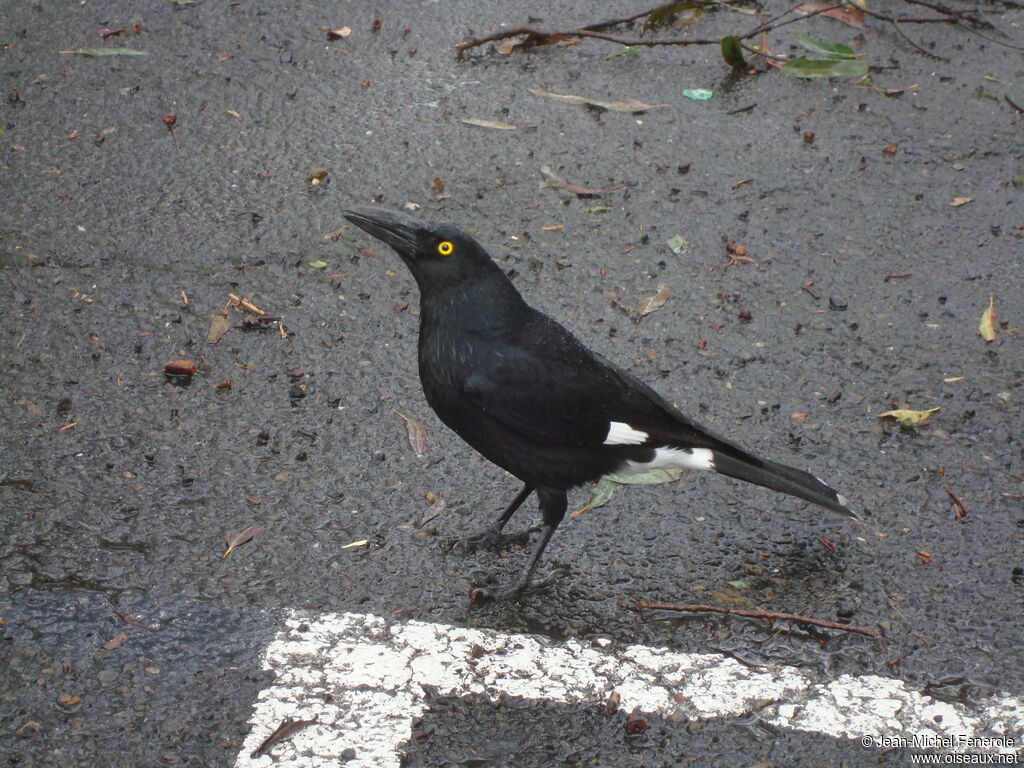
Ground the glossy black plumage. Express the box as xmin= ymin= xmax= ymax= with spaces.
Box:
xmin=344 ymin=206 xmax=859 ymax=595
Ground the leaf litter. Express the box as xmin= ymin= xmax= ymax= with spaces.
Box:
xmin=529 ymin=88 xmax=668 ymax=113
xmin=539 ymin=165 xmax=605 ymax=198
xmin=877 ymin=408 xmax=940 ymax=428
xmin=979 ymin=297 xmax=997 ymax=342
xmin=572 ymin=468 xmax=683 ymax=516
xmin=223 ymin=524 xmax=263 ymax=558
xmin=461 ymin=118 xmax=518 ymax=130
xmin=636 ymin=284 xmax=671 ymax=318
xmin=59 ymin=47 xmax=148 ymax=56
xmin=394 ymin=410 xmax=427 ymax=455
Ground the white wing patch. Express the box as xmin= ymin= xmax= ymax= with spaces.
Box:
xmin=604 ymin=421 xmax=649 ymax=446
xmin=624 ymin=446 xmax=715 ymax=473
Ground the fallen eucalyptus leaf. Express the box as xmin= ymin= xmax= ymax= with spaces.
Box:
xmin=793 ymin=30 xmax=859 ymax=59
xmin=571 ymin=477 xmax=617 ymax=516
xmin=461 ymin=118 xmax=518 ymax=130
xmin=979 ymin=297 xmax=996 ymax=342
xmin=341 ymin=539 xmax=368 ymax=549
xmin=417 ymin=496 xmax=447 ymax=527
xmin=529 ymin=88 xmax=668 ymax=113
xmin=539 ymin=165 xmax=603 ymax=198
xmin=394 ymin=410 xmax=427 ymax=456
xmin=223 ymin=524 xmax=263 ymax=558
xmin=605 ymin=468 xmax=684 ymax=485
xmin=571 ymin=468 xmax=684 ymax=516
xmin=781 ymin=56 xmax=868 ymax=79
xmin=636 ymin=284 xmax=671 ymax=318
xmin=877 ymin=408 xmax=940 ymax=428
xmin=59 ymin=47 xmax=148 ymax=56
xmin=206 ymin=313 xmax=230 ymax=344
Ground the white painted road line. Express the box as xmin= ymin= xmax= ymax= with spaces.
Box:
xmin=235 ymin=611 xmax=1024 ymax=767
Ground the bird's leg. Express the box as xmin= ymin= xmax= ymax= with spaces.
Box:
xmin=471 ymin=488 xmax=568 ymax=600
xmin=448 ymin=484 xmax=536 ymax=552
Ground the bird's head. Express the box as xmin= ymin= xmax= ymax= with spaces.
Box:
xmin=343 ymin=206 xmax=500 ymax=294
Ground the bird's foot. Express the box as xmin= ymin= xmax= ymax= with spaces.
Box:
xmin=445 ymin=524 xmax=542 ymax=554
xmin=467 ymin=567 xmax=568 ymax=601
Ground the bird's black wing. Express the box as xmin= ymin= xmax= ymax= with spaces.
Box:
xmin=461 ymin=311 xmax=743 ymax=454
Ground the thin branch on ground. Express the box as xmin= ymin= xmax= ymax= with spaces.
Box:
xmin=635 ymin=598 xmax=882 ymax=638
xmin=454 ymin=3 xmax=843 ymax=51
xmin=453 ymin=0 xmax=1015 ymax=55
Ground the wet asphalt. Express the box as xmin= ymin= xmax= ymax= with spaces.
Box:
xmin=1 ymin=1 xmax=1022 ymax=766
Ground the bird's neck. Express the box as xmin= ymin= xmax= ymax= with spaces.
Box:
xmin=419 ymin=276 xmax=529 ymax=338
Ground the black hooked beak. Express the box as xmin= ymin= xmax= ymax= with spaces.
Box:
xmin=343 ymin=206 xmax=423 ymax=260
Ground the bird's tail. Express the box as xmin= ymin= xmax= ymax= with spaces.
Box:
xmin=710 ymin=451 xmax=861 ymax=520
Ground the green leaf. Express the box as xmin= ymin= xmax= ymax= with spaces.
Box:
xmin=681 ymin=88 xmax=713 ymax=101
xmin=604 ymin=468 xmax=683 ymax=485
xmin=572 ymin=477 xmax=617 ymax=516
xmin=781 ymin=57 xmax=868 ymax=80
xmin=666 ymin=234 xmax=688 ymax=254
xmin=572 ymin=468 xmax=684 ymax=516
xmin=582 ymin=205 xmax=612 ymax=213
xmin=720 ymin=36 xmax=746 ymax=69
xmin=877 ymin=407 xmax=940 ymax=428
xmin=793 ymin=31 xmax=859 ymax=59
xmin=647 ymin=1 xmax=703 ymax=26
xmin=308 ymin=260 xmax=328 ymax=270
xmin=59 ymin=48 xmax=148 ymax=57
xmin=726 ymin=579 xmax=749 ymax=589
xmin=606 ymin=47 xmax=640 ymax=60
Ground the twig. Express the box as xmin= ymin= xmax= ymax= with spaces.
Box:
xmin=942 ymin=483 xmax=968 ymax=518
xmin=251 ymin=717 xmax=318 ymax=758
xmin=455 ymin=3 xmax=845 ymax=52
xmin=635 ymin=598 xmax=881 ymax=638
xmin=454 ymin=0 xmax=1018 ymax=55
xmin=112 ymin=610 xmax=158 ymax=633
xmin=890 ymin=15 xmax=947 ymax=60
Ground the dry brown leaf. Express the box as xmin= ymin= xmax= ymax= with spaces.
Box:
xmin=795 ymin=3 xmax=865 ymax=28
xmin=636 ymin=284 xmax=671 ymax=318
xmin=206 ymin=313 xmax=230 ymax=344
xmin=325 ymin=26 xmax=352 ymax=40
xmin=102 ymin=632 xmax=128 ymax=650
xmin=251 ymin=717 xmax=319 ymax=759
xmin=223 ymin=524 xmax=263 ymax=558
xmin=539 ymin=165 xmax=603 ymax=198
xmin=951 ymin=196 xmax=972 ymax=207
xmin=417 ymin=496 xmax=446 ymax=527
xmin=394 ymin=410 xmax=427 ymax=456
xmin=979 ymin=296 xmax=996 ymax=342
xmin=460 ymin=118 xmax=518 ymax=130
xmin=164 ymin=359 xmax=196 ymax=376
xmin=529 ymin=88 xmax=668 ymax=113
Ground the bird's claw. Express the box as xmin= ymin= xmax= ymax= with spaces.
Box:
xmin=445 ymin=524 xmax=542 ymax=554
xmin=468 ymin=567 xmax=568 ymax=601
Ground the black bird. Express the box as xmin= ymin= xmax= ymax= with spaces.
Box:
xmin=344 ymin=206 xmax=859 ymax=595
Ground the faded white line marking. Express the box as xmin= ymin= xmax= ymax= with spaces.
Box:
xmin=235 ymin=611 xmax=1023 ymax=767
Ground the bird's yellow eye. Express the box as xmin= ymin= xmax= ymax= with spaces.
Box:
xmin=437 ymin=241 xmax=453 ymax=256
